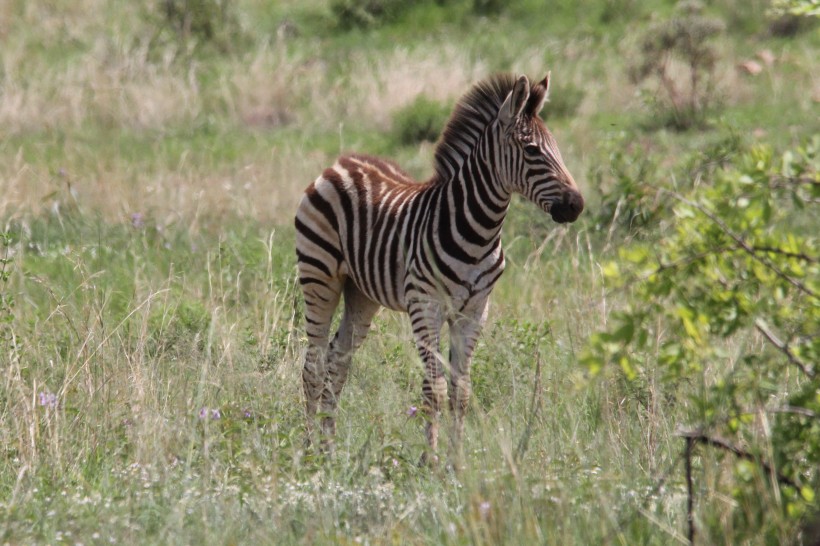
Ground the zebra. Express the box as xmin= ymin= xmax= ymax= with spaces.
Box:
xmin=294 ymin=72 xmax=584 ymax=458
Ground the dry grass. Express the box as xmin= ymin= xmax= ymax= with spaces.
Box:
xmin=343 ymin=45 xmax=488 ymax=129
xmin=0 ymin=52 xmax=202 ymax=133
xmin=0 ymin=2 xmax=184 ymax=132
xmin=0 ymin=145 xmax=330 ymax=228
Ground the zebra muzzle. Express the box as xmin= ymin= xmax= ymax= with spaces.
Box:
xmin=550 ymin=190 xmax=584 ymax=224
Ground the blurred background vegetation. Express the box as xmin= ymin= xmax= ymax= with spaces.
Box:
xmin=0 ymin=0 xmax=817 ymax=544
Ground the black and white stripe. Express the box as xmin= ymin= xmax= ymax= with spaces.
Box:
xmin=295 ymin=73 xmax=584 ymax=455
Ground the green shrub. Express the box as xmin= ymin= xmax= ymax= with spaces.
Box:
xmin=152 ymin=0 xmax=246 ymax=54
xmin=629 ymin=0 xmax=725 ymax=130
xmin=769 ymin=0 xmax=820 ymax=17
xmin=768 ymin=0 xmax=820 ymax=37
xmin=472 ymin=0 xmax=507 ymax=15
xmin=391 ymin=95 xmax=451 ymax=146
xmin=330 ymin=0 xmax=407 ymax=29
xmin=590 ymin=132 xmax=664 ymax=233
xmin=542 ymin=80 xmax=585 ymax=121
xmin=330 ymin=0 xmax=497 ymax=29
xmin=592 ymin=127 xmax=746 ymax=236
xmin=584 ymin=136 xmax=820 ymax=539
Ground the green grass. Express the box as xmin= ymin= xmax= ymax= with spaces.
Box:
xmin=0 ymin=0 xmax=817 ymax=543
xmin=0 ymin=211 xmax=688 ymax=545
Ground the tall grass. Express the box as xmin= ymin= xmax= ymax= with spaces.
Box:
xmin=2 ymin=212 xmax=691 ymax=544
xmin=1 ymin=0 xmax=817 ymax=543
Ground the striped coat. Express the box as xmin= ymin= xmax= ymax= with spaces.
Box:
xmin=295 ymin=73 xmax=583 ymax=458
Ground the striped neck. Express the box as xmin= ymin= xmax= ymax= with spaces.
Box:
xmin=425 ymin=125 xmax=512 ymax=265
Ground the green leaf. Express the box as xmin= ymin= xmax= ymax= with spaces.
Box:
xmin=619 ymin=355 xmax=637 ymax=381
xmin=580 ymin=353 xmax=604 ymax=376
xmin=676 ymin=306 xmax=703 ymax=344
xmin=602 ymin=261 xmax=620 ymax=279
xmin=610 ymin=319 xmax=635 ymax=344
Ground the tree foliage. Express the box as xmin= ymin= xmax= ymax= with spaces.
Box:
xmin=584 ymin=136 xmax=820 ymax=536
xmin=152 ymin=0 xmax=246 ymax=54
xmin=769 ymin=0 xmax=820 ymax=17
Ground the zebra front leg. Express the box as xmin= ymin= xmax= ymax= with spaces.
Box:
xmin=409 ymin=301 xmax=446 ymax=463
xmin=448 ymin=299 xmax=490 ymax=461
xmin=421 ymin=350 xmax=447 ymax=458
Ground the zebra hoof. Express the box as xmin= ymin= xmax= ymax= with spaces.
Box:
xmin=418 ymin=451 xmax=440 ymax=468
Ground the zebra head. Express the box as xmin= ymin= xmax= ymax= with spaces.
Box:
xmin=497 ymin=74 xmax=584 ymax=224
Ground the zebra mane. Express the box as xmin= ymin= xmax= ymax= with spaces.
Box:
xmin=432 ymin=73 xmax=519 ymax=180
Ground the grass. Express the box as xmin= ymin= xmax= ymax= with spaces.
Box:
xmin=0 ymin=211 xmax=687 ymax=544
xmin=1 ymin=0 xmax=817 ymax=543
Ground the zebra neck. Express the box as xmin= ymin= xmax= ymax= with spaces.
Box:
xmin=425 ymin=159 xmax=511 ymax=262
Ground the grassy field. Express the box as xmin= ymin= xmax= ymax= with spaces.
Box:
xmin=1 ymin=0 xmax=818 ymax=544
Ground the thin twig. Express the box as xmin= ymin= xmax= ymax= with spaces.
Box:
xmin=754 ymin=319 xmax=815 ymax=378
xmin=685 ymin=437 xmax=695 ymax=545
xmin=515 ymin=351 xmax=543 ymax=462
xmin=750 ymin=245 xmax=818 ymax=264
xmin=768 ymin=405 xmax=818 ymax=419
xmin=679 ymin=429 xmax=799 ymax=490
xmin=664 ymin=190 xmax=818 ymax=300
xmin=769 ymin=174 xmax=819 ymax=189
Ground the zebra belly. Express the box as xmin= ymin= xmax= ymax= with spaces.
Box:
xmin=340 ymin=235 xmax=407 ymax=312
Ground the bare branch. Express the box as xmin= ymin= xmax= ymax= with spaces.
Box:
xmin=769 ymin=174 xmax=820 ymax=189
xmin=685 ymin=437 xmax=695 ymax=545
xmin=664 ymin=190 xmax=818 ymax=300
xmin=769 ymin=405 xmax=819 ymax=419
xmin=751 ymin=245 xmax=818 ymax=264
xmin=679 ymin=429 xmax=799 ymax=490
xmin=754 ymin=319 xmax=815 ymax=378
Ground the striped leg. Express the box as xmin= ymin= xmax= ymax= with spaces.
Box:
xmin=320 ymin=281 xmax=380 ymax=445
xmin=300 ymin=272 xmax=343 ymax=446
xmin=448 ymin=298 xmax=490 ymax=457
xmin=409 ymin=300 xmax=446 ymax=460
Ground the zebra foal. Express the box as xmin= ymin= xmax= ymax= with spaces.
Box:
xmin=295 ymin=72 xmax=584 ymax=458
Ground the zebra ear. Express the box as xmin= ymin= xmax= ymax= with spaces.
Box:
xmin=524 ymin=72 xmax=550 ymax=117
xmin=499 ymin=75 xmax=530 ymax=127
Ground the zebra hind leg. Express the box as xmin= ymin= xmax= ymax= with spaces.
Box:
xmin=320 ymin=281 xmax=380 ymax=448
xmin=300 ymin=276 xmax=343 ymax=449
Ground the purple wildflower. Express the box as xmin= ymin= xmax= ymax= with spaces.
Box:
xmin=130 ymin=212 xmax=145 ymax=229
xmin=479 ymin=501 xmax=491 ymax=519
xmin=243 ymin=409 xmax=252 ymax=419
xmin=38 ymin=392 xmax=58 ymax=409
xmin=198 ymin=407 xmax=221 ymax=419
xmin=406 ymin=406 xmax=418 ymax=417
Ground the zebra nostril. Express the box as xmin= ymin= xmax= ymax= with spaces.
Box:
xmin=567 ymin=190 xmax=584 ymax=214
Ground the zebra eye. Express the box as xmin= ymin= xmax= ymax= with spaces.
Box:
xmin=523 ymin=144 xmax=541 ymax=155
